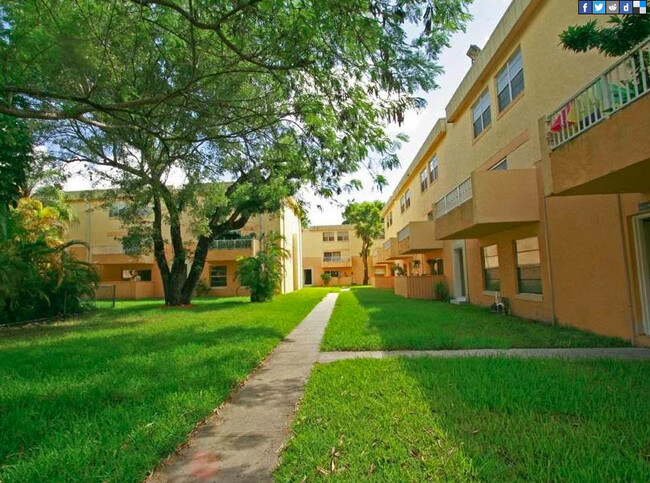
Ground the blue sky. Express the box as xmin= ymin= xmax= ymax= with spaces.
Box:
xmin=307 ymin=0 xmax=512 ymax=225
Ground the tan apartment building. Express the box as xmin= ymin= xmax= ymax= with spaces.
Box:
xmin=302 ymin=225 xmax=374 ymax=286
xmin=374 ymin=0 xmax=650 ymax=345
xmin=65 ymin=191 xmax=303 ymax=299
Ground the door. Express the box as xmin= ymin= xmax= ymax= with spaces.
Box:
xmin=453 ymin=247 xmax=467 ymax=299
xmin=635 ymin=216 xmax=650 ymax=335
xmin=304 ymin=269 xmax=313 ymax=286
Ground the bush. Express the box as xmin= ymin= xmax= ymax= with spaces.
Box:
xmin=320 ymin=272 xmax=332 ymax=286
xmin=236 ymin=232 xmax=288 ymax=302
xmin=435 ymin=281 xmax=450 ymax=302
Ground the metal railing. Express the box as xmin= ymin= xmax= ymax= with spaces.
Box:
xmin=383 ymin=239 xmax=392 ymax=250
xmin=435 ymin=177 xmax=472 ymax=219
xmin=322 ymin=256 xmax=350 ymax=263
xmin=397 ymin=226 xmax=411 ymax=241
xmin=548 ymin=37 xmax=650 ymax=150
xmin=90 ymin=245 xmax=124 ymax=254
xmin=211 ymin=238 xmax=254 ymax=250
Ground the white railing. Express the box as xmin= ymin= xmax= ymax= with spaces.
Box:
xmin=548 ymin=37 xmax=650 ymax=150
xmin=383 ymin=239 xmax=392 ymax=250
xmin=212 ymin=238 xmax=254 ymax=250
xmin=323 ymin=256 xmax=350 ymax=263
xmin=91 ymin=245 xmax=124 ymax=255
xmin=397 ymin=226 xmax=411 ymax=241
xmin=435 ymin=177 xmax=473 ymax=219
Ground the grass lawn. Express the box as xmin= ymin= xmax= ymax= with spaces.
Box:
xmin=0 ymin=288 xmax=331 ymax=483
xmin=322 ymin=287 xmax=628 ymax=350
xmin=276 ymin=357 xmax=650 ymax=482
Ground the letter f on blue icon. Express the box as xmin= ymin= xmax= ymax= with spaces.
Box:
xmin=579 ymin=1 xmax=592 ymax=13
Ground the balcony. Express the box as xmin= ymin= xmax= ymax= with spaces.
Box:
xmin=544 ymin=37 xmax=650 ymax=196
xmin=210 ymin=238 xmax=259 ymax=260
xmin=322 ymin=255 xmax=352 ymax=268
xmin=90 ymin=244 xmax=154 ymax=264
xmin=381 ymin=237 xmax=410 ymax=261
xmin=435 ymin=169 xmax=540 ymax=240
xmin=397 ymin=221 xmax=443 ymax=255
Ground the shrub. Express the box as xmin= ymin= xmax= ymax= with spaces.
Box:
xmin=236 ymin=232 xmax=288 ymax=302
xmin=435 ymin=281 xmax=450 ymax=302
xmin=321 ymin=272 xmax=332 ymax=286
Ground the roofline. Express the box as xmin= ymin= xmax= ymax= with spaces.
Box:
xmin=445 ymin=0 xmax=539 ymax=122
xmin=305 ymin=224 xmax=356 ymax=231
xmin=382 ymin=118 xmax=446 ymax=216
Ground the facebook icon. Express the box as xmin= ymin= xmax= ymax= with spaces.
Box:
xmin=579 ymin=1 xmax=592 ymax=13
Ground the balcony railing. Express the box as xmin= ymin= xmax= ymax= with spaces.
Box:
xmin=211 ymin=238 xmax=254 ymax=250
xmin=383 ymin=239 xmax=391 ymax=250
xmin=322 ymin=256 xmax=350 ymax=263
xmin=435 ymin=177 xmax=472 ymax=219
xmin=91 ymin=245 xmax=124 ymax=255
xmin=548 ymin=37 xmax=650 ymax=150
xmin=397 ymin=226 xmax=411 ymax=242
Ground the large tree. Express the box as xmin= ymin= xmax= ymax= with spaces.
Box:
xmin=561 ymin=15 xmax=649 ymax=56
xmin=343 ymin=201 xmax=384 ymax=285
xmin=2 ymin=0 xmax=472 ymax=305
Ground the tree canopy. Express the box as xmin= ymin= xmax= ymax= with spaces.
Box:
xmin=343 ymin=200 xmax=384 ymax=285
xmin=560 ymin=15 xmax=650 ymax=56
xmin=1 ymin=0 xmax=473 ymax=304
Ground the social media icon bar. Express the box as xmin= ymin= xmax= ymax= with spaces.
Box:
xmin=579 ymin=1 xmax=646 ymax=14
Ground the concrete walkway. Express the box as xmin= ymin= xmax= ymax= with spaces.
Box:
xmin=318 ymin=347 xmax=650 ymax=363
xmin=147 ymin=293 xmax=339 ymax=483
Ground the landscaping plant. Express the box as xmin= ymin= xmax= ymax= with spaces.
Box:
xmin=237 ymin=232 xmax=288 ymax=302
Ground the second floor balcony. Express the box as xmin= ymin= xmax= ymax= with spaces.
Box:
xmin=397 ymin=221 xmax=443 ymax=255
xmin=435 ymin=169 xmax=540 ymax=240
xmin=322 ymin=255 xmax=352 ymax=267
xmin=210 ymin=238 xmax=259 ymax=260
xmin=544 ymin=37 xmax=650 ymax=196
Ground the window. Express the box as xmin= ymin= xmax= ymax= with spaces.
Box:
xmin=482 ymin=245 xmax=500 ymax=292
xmin=429 ymin=156 xmax=439 ymax=183
xmin=400 ymin=195 xmax=406 ymax=213
xmin=324 ymin=251 xmax=342 ymax=262
xmin=337 ymin=231 xmax=349 ymax=241
xmin=497 ymin=49 xmax=524 ymax=112
xmin=472 ymin=90 xmax=492 ymax=137
xmin=109 ymin=201 xmax=127 ymax=218
xmin=324 ymin=270 xmax=340 ymax=278
xmin=420 ymin=168 xmax=428 ymax=192
xmin=121 ymin=269 xmax=152 ymax=282
xmin=405 ymin=189 xmax=411 ymax=210
xmin=428 ymin=258 xmax=444 ymax=276
xmin=322 ymin=232 xmax=335 ymax=242
xmin=210 ymin=265 xmax=228 ymax=288
xmin=490 ymin=158 xmax=508 ymax=171
xmin=515 ymin=237 xmax=542 ymax=295
xmin=386 ymin=211 xmax=393 ymax=228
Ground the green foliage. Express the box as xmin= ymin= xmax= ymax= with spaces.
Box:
xmin=0 ymin=198 xmax=97 ymax=325
xmin=435 ymin=280 xmax=449 ymax=301
xmin=236 ymin=232 xmax=289 ymax=302
xmin=0 ymin=115 xmax=31 ymax=208
xmin=320 ymin=272 xmax=332 ymax=286
xmin=392 ymin=263 xmax=406 ymax=276
xmin=0 ymin=0 xmax=473 ymax=305
xmin=343 ymin=200 xmax=384 ymax=284
xmin=560 ymin=15 xmax=650 ymax=56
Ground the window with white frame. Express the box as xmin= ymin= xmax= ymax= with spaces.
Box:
xmin=337 ymin=231 xmax=349 ymax=241
xmin=108 ymin=201 xmax=127 ymax=218
xmin=324 ymin=270 xmax=340 ymax=278
xmin=405 ymin=189 xmax=411 ymax=210
xmin=429 ymin=156 xmax=439 ymax=183
xmin=497 ymin=49 xmax=524 ymax=112
xmin=482 ymin=245 xmax=500 ymax=292
xmin=210 ymin=265 xmax=227 ymax=288
xmin=324 ymin=251 xmax=342 ymax=261
xmin=400 ymin=195 xmax=406 ymax=213
xmin=515 ymin=237 xmax=542 ymax=295
xmin=420 ymin=168 xmax=428 ymax=192
xmin=322 ymin=232 xmax=335 ymax=242
xmin=472 ymin=89 xmax=492 ymax=137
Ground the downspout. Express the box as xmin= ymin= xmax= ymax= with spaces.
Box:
xmin=617 ymin=194 xmax=637 ymax=345
xmin=541 ymin=194 xmax=557 ymax=325
xmin=85 ymin=200 xmax=91 ymax=263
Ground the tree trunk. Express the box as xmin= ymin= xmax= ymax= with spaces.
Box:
xmin=362 ymin=241 xmax=369 ymax=285
xmin=180 ymin=235 xmax=212 ymax=305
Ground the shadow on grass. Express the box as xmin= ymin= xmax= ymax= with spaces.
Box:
xmin=342 ymin=286 xmax=628 ymax=350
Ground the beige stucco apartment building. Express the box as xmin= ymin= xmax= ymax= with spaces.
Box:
xmin=301 ymin=225 xmax=374 ymax=286
xmin=65 ymin=192 xmax=303 ymax=299
xmin=373 ymin=0 xmax=650 ymax=345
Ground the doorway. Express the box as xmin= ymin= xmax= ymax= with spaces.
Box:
xmin=634 ymin=215 xmax=650 ymax=335
xmin=453 ymin=246 xmax=467 ymax=300
xmin=304 ymin=269 xmax=313 ymax=286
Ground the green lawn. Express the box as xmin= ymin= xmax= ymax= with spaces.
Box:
xmin=276 ymin=357 xmax=650 ymax=482
xmin=0 ymin=289 xmax=331 ymax=483
xmin=322 ymin=287 xmax=628 ymax=350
